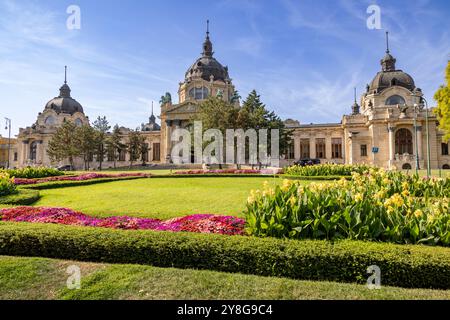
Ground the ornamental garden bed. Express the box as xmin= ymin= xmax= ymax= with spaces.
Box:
xmin=0 ymin=206 xmax=244 ymax=235
xmin=14 ymin=172 xmax=150 ymax=185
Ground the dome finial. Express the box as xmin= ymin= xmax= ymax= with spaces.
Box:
xmin=385 ymin=31 xmax=390 ymax=53
xmin=351 ymin=88 xmax=360 ymax=115
xmin=202 ymin=20 xmax=213 ymax=57
xmin=64 ymin=65 xmax=67 ymax=84
xmin=151 ymin=101 xmax=154 ymax=116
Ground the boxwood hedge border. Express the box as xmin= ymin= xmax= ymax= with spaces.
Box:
xmin=0 ymin=190 xmax=41 ymax=205
xmin=0 ymin=222 xmax=449 ymax=289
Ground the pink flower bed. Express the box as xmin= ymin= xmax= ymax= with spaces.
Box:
xmin=13 ymin=173 xmax=149 ymax=185
xmin=0 ymin=207 xmax=246 ymax=236
xmin=174 ymin=169 xmax=282 ymax=175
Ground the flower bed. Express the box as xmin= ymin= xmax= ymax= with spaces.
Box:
xmin=13 ymin=172 xmax=150 ymax=185
xmin=0 ymin=207 xmax=245 ymax=235
xmin=174 ymin=168 xmax=282 ymax=175
xmin=3 ymin=167 xmax=64 ymax=179
xmin=284 ymin=164 xmax=375 ymax=176
xmin=0 ymin=172 xmax=17 ymax=196
xmin=245 ymin=169 xmax=450 ymax=246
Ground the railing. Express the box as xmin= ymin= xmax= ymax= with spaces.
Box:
xmin=394 ymin=153 xmax=415 ymax=162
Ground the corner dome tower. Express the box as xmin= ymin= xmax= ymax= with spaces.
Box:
xmin=185 ymin=21 xmax=231 ymax=83
xmin=368 ymin=32 xmax=415 ymax=93
xmin=44 ymin=66 xmax=84 ymax=115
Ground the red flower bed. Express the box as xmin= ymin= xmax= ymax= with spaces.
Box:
xmin=0 ymin=207 xmax=246 ymax=236
xmin=13 ymin=173 xmax=149 ymax=185
xmin=174 ymin=169 xmax=282 ymax=175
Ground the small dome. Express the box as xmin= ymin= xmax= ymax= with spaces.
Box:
xmin=369 ymin=70 xmax=415 ymax=93
xmin=44 ymin=67 xmax=84 ymax=115
xmin=368 ymin=32 xmax=416 ymax=93
xmin=45 ymin=83 xmax=84 ymax=115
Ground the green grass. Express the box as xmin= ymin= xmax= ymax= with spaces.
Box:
xmin=33 ymin=177 xmax=291 ymax=219
xmin=0 ymin=255 xmax=448 ymax=300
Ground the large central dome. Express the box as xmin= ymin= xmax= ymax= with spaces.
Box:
xmin=185 ymin=24 xmax=230 ymax=83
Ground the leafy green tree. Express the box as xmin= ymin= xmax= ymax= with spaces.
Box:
xmin=47 ymin=121 xmax=81 ymax=169
xmin=106 ymin=125 xmax=123 ymax=169
xmin=240 ymin=90 xmax=292 ymax=157
xmin=434 ymin=61 xmax=450 ymax=140
xmin=77 ymin=125 xmax=97 ymax=170
xmin=93 ymin=116 xmax=111 ymax=171
xmin=194 ymin=91 xmax=292 ymax=167
xmin=126 ymin=130 xmax=145 ymax=168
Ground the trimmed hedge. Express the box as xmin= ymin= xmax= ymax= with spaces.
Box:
xmin=20 ymin=176 xmax=148 ymax=190
xmin=0 ymin=222 xmax=449 ymax=289
xmin=0 ymin=190 xmax=40 ymax=205
xmin=281 ymin=175 xmax=351 ymax=181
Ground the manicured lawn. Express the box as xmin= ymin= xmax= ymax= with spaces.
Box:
xmin=0 ymin=255 xmax=448 ymax=300
xmin=33 ymin=177 xmax=291 ymax=219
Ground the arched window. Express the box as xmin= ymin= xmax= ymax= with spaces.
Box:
xmin=44 ymin=116 xmax=55 ymax=125
xmin=386 ymin=95 xmax=406 ymax=105
xmin=189 ymin=87 xmax=209 ymax=100
xmin=395 ymin=128 xmax=413 ymax=155
xmin=74 ymin=118 xmax=83 ymax=126
xmin=29 ymin=141 xmax=38 ymax=161
xmin=402 ymin=163 xmax=412 ymax=170
xmin=443 ymin=164 xmax=450 ymax=170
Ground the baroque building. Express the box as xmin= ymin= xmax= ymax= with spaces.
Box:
xmin=287 ymin=32 xmax=449 ymax=170
xmin=5 ymin=28 xmax=450 ymax=170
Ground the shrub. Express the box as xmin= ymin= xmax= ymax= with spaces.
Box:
xmin=0 ymin=173 xmax=17 ymax=196
xmin=0 ymin=190 xmax=40 ymax=205
xmin=245 ymin=170 xmax=450 ymax=246
xmin=285 ymin=164 xmax=375 ymax=176
xmin=2 ymin=167 xmax=64 ymax=179
xmin=0 ymin=222 xmax=449 ymax=289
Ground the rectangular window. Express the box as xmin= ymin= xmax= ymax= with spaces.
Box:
xmin=300 ymin=139 xmax=310 ymax=158
xmin=142 ymin=143 xmax=149 ymax=162
xmin=442 ymin=143 xmax=449 ymax=156
xmin=153 ymin=143 xmax=161 ymax=161
xmin=315 ymin=138 xmax=326 ymax=159
xmin=360 ymin=144 xmax=368 ymax=157
xmin=107 ymin=149 xmax=115 ymax=162
xmin=286 ymin=143 xmax=295 ymax=159
xmin=119 ymin=149 xmax=126 ymax=162
xmin=13 ymin=152 xmax=18 ymax=161
xmin=331 ymin=138 xmax=342 ymax=159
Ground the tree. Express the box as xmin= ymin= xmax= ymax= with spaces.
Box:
xmin=106 ymin=125 xmax=123 ymax=169
xmin=141 ymin=142 xmax=149 ymax=166
xmin=240 ymin=90 xmax=292 ymax=156
xmin=93 ymin=116 xmax=111 ymax=171
xmin=434 ymin=61 xmax=450 ymax=140
xmin=77 ymin=125 xmax=97 ymax=170
xmin=126 ymin=130 xmax=145 ymax=168
xmin=194 ymin=91 xmax=292 ymax=167
xmin=47 ymin=121 xmax=81 ymax=168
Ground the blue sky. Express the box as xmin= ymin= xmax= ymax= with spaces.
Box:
xmin=0 ymin=0 xmax=449 ymax=136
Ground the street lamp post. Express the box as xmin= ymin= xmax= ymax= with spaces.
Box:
xmin=413 ymin=104 xmax=419 ymax=174
xmin=420 ymin=97 xmax=431 ymax=178
xmin=4 ymin=118 xmax=11 ymax=169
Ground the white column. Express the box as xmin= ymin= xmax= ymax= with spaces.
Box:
xmin=388 ymin=126 xmax=395 ymax=169
xmin=416 ymin=126 xmax=423 ymax=164
xmin=294 ymin=137 xmax=300 ymax=160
